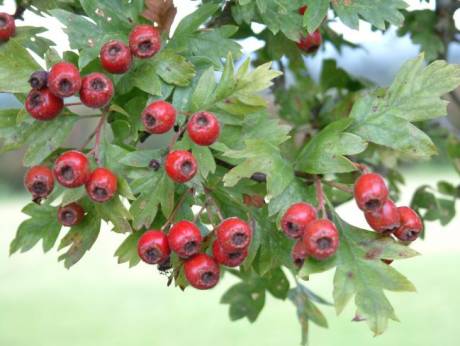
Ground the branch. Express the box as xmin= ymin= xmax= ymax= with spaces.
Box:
xmin=162 ymin=188 xmax=193 ymax=230
xmin=88 ymin=110 xmax=108 ymax=164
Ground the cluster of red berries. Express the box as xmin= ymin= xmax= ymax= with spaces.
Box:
xmin=137 ymin=217 xmax=252 ymax=290
xmin=354 ymin=173 xmax=423 ymax=242
xmin=0 ymin=12 xmax=15 ymax=41
xmin=281 ymin=202 xmax=339 ymax=267
xmin=296 ymin=6 xmax=323 ymax=54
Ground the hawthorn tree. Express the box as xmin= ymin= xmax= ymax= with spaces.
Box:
xmin=1 ymin=0 xmax=460 ymax=344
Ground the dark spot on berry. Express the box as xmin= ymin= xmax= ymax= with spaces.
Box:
xmin=383 ymin=226 xmax=399 ymax=235
xmin=93 ymin=187 xmax=108 ymax=199
xmin=181 ymin=161 xmax=193 ymax=175
xmin=403 ymin=229 xmax=418 ymax=241
xmin=31 ymin=181 xmax=47 ymax=195
xmin=30 ymin=78 xmax=40 ymax=89
xmin=317 ymin=237 xmax=332 ymax=250
xmin=286 ymin=221 xmax=300 ymax=235
xmin=365 ymin=199 xmax=381 ymax=210
xmin=149 ymin=159 xmax=160 ymax=171
xmin=139 ymin=40 xmax=152 ymax=52
xmin=0 ymin=17 xmax=6 ymax=28
xmin=108 ymin=44 xmax=121 ymax=56
xmin=144 ymin=113 xmax=156 ymax=127
xmin=184 ymin=241 xmax=198 ymax=255
xmin=232 ymin=232 xmax=247 ymax=246
xmin=196 ymin=115 xmax=209 ymax=127
xmin=59 ymin=79 xmax=72 ymax=93
xmin=145 ymin=247 xmax=161 ymax=263
xmin=90 ymin=78 xmax=106 ymax=91
xmin=62 ymin=210 xmax=76 ymax=224
xmin=294 ymin=257 xmax=304 ymax=267
xmin=30 ymin=93 xmax=42 ymax=108
xmin=201 ymin=271 xmax=216 ymax=284
xmin=61 ymin=166 xmax=75 ymax=181
xmin=228 ymin=252 xmax=243 ymax=260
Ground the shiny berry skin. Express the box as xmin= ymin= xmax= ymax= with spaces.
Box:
xmin=48 ymin=62 xmax=81 ymax=98
xmin=297 ymin=30 xmax=322 ymax=54
xmin=184 ymin=254 xmax=220 ymax=290
xmin=165 ymin=150 xmax=198 ymax=183
xmin=216 ymin=217 xmax=252 ymax=253
xmin=58 ymin=203 xmax=85 ymax=227
xmin=303 ymin=219 xmax=339 ymax=260
xmin=212 ymin=241 xmax=248 ymax=268
xmin=80 ymin=73 xmax=114 ymax=108
xmin=281 ymin=202 xmax=317 ymax=239
xmin=29 ymin=71 xmax=49 ymax=90
xmin=141 ymin=100 xmax=176 ymax=134
xmin=54 ymin=150 xmax=90 ymax=188
xmin=137 ymin=230 xmax=171 ymax=265
xmin=291 ymin=240 xmax=308 ymax=267
xmin=168 ymin=220 xmax=202 ymax=258
xmin=0 ymin=13 xmax=15 ymax=41
xmin=354 ymin=173 xmax=389 ymax=212
xmin=25 ymin=88 xmax=64 ymax=121
xmin=85 ymin=167 xmax=118 ymax=203
xmin=298 ymin=6 xmax=308 ymax=15
xmin=365 ymin=199 xmax=400 ymax=234
xmin=129 ymin=25 xmax=161 ymax=59
xmin=187 ymin=112 xmax=221 ymax=146
xmin=394 ymin=207 xmax=423 ymax=242
xmin=24 ymin=166 xmax=54 ymax=200
xmin=100 ymin=40 xmax=132 ymax=74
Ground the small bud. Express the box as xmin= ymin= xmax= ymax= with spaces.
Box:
xmin=29 ymin=71 xmax=49 ymax=90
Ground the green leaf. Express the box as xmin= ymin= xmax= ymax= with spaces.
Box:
xmin=221 ymin=280 xmax=266 ymax=322
xmin=304 ymin=0 xmax=329 ymax=33
xmin=190 ymin=67 xmax=217 ymax=112
xmin=120 ymin=149 xmax=162 ymax=168
xmin=61 ymin=187 xmax=86 ymax=206
xmin=95 ymin=196 xmax=132 ymax=233
xmin=262 ymin=268 xmax=290 ymax=299
xmin=173 ymin=3 xmax=220 ymax=38
xmin=153 ymin=50 xmax=196 ymax=87
xmin=115 ymin=231 xmax=143 ymax=267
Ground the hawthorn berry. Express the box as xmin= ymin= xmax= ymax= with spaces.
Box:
xmin=54 ymin=150 xmax=90 ymax=188
xmin=24 ymin=165 xmax=54 ymax=200
xmin=365 ymin=199 xmax=400 ymax=234
xmin=291 ymin=240 xmax=309 ymax=268
xmin=212 ymin=241 xmax=248 ymax=268
xmin=141 ymin=100 xmax=176 ymax=134
xmin=298 ymin=6 xmax=308 ymax=15
xmin=100 ymin=40 xmax=132 ymax=74
xmin=168 ymin=220 xmax=202 ymax=258
xmin=29 ymin=71 xmax=49 ymax=90
xmin=394 ymin=207 xmax=423 ymax=242
xmin=187 ymin=112 xmax=221 ymax=146
xmin=25 ymin=88 xmax=63 ymax=121
xmin=80 ymin=73 xmax=114 ymax=108
xmin=281 ymin=202 xmax=317 ymax=239
xmin=57 ymin=203 xmax=85 ymax=227
xmin=216 ymin=217 xmax=252 ymax=253
xmin=303 ymin=219 xmax=339 ymax=260
xmin=137 ymin=230 xmax=171 ymax=265
xmin=297 ymin=30 xmax=322 ymax=54
xmin=354 ymin=173 xmax=389 ymax=212
xmin=85 ymin=167 xmax=118 ymax=203
xmin=0 ymin=12 xmax=15 ymax=41
xmin=184 ymin=253 xmax=220 ymax=290
xmin=165 ymin=150 xmax=198 ymax=183
xmin=48 ymin=62 xmax=81 ymax=98
xmin=129 ymin=25 xmax=161 ymax=59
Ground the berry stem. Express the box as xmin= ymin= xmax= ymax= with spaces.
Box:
xmin=352 ymin=162 xmax=369 ymax=173
xmin=323 ymin=180 xmax=353 ymax=194
xmin=315 ymin=176 xmax=327 ymax=218
xmin=204 ymin=188 xmax=224 ymax=221
xmin=193 ymin=203 xmax=208 ymax=223
xmin=161 ymin=188 xmax=193 ymax=230
xmin=168 ymin=118 xmax=189 ymax=151
xmin=65 ymin=102 xmax=83 ymax=107
xmin=89 ymin=110 xmax=108 ymax=164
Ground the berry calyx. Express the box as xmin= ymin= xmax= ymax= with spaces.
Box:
xmin=80 ymin=73 xmax=114 ymax=108
xmin=24 ymin=165 xmax=54 ymax=200
xmin=354 ymin=173 xmax=389 ymax=212
xmin=168 ymin=220 xmax=202 ymax=258
xmin=364 ymin=199 xmax=400 ymax=234
xmin=281 ymin=202 xmax=317 ymax=239
xmin=187 ymin=112 xmax=221 ymax=146
xmin=58 ymin=203 xmax=85 ymax=227
xmin=184 ymin=254 xmax=220 ymax=290
xmin=47 ymin=62 xmax=81 ymax=98
xmin=129 ymin=25 xmax=161 ymax=59
xmin=25 ymin=88 xmax=64 ymax=121
xmin=291 ymin=240 xmax=308 ymax=267
xmin=303 ymin=219 xmax=339 ymax=260
xmin=165 ymin=150 xmax=198 ymax=183
xmin=212 ymin=241 xmax=248 ymax=268
xmin=85 ymin=167 xmax=118 ymax=203
xmin=54 ymin=150 xmax=90 ymax=188
xmin=394 ymin=207 xmax=423 ymax=242
xmin=298 ymin=6 xmax=308 ymax=15
xmin=141 ymin=100 xmax=176 ymax=134
xmin=137 ymin=230 xmax=170 ymax=265
xmin=297 ymin=30 xmax=322 ymax=54
xmin=100 ymin=40 xmax=132 ymax=74
xmin=216 ymin=217 xmax=252 ymax=253
xmin=0 ymin=13 xmax=15 ymax=41
xmin=29 ymin=71 xmax=49 ymax=90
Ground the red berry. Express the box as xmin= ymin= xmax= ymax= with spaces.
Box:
xmin=303 ymin=219 xmax=339 ymax=260
xmin=54 ymin=150 xmax=90 ymax=188
xmin=100 ymin=40 xmax=132 ymax=74
xmin=25 ymin=88 xmax=63 ymax=121
xmin=184 ymin=253 xmax=220 ymax=290
xmin=80 ymin=73 xmax=114 ymax=108
xmin=168 ymin=220 xmax=202 ymax=258
xmin=48 ymin=62 xmax=81 ymax=98
xmin=129 ymin=25 xmax=161 ymax=59
xmin=298 ymin=6 xmax=308 ymax=15
xmin=0 ymin=12 xmax=15 ymax=41
xmin=24 ymin=165 xmax=54 ymax=200
xmin=187 ymin=112 xmax=221 ymax=146
xmin=141 ymin=100 xmax=176 ymax=134
xmin=280 ymin=202 xmax=317 ymax=239
xmin=137 ymin=230 xmax=170 ymax=265
xmin=394 ymin=207 xmax=423 ymax=242
xmin=354 ymin=173 xmax=389 ymax=212
xmin=85 ymin=167 xmax=117 ymax=203
xmin=165 ymin=150 xmax=198 ymax=183
xmin=29 ymin=71 xmax=49 ymax=90
xmin=291 ymin=240 xmax=308 ymax=267
xmin=297 ymin=30 xmax=322 ymax=54
xmin=365 ymin=199 xmax=400 ymax=234
xmin=58 ymin=203 xmax=85 ymax=227
xmin=216 ymin=217 xmax=252 ymax=253
xmin=212 ymin=241 xmax=248 ymax=268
